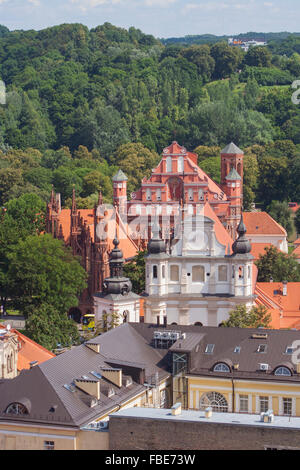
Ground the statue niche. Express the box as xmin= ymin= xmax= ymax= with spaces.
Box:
xmin=167 ymin=177 xmax=183 ymax=201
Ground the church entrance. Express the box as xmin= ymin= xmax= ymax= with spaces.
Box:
xmin=68 ymin=307 xmax=82 ymax=324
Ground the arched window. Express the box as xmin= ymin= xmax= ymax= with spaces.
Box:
xmin=194 ymin=322 xmax=203 ymax=326
xmin=274 ymin=366 xmax=292 ymax=376
xmin=192 ymin=266 xmax=205 ymax=282
xmin=188 ymin=188 xmax=193 ymax=201
xmin=153 ymin=265 xmax=158 ymax=279
xmin=146 ymin=189 xmax=151 ymax=201
xmin=156 ymin=189 xmax=161 ymax=201
xmin=218 ymin=265 xmax=228 ymax=282
xmin=166 ymin=156 xmax=172 ymax=172
xmin=6 ymin=403 xmax=29 ymax=415
xmin=170 ymin=265 xmax=179 ymax=282
xmin=200 ymin=392 xmax=228 ymax=413
xmin=178 ymin=156 xmax=184 ymax=173
xmin=213 ymin=363 xmax=230 ymax=373
xmin=198 ymin=189 xmax=204 ymax=201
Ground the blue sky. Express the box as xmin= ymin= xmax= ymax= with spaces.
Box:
xmin=0 ymin=0 xmax=299 ymax=38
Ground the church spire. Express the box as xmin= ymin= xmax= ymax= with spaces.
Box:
xmin=232 ymin=213 xmax=251 ymax=255
xmin=71 ymin=186 xmax=77 ymax=214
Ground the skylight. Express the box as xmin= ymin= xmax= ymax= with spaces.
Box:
xmin=205 ymin=344 xmax=215 ymax=354
xmin=257 ymin=344 xmax=267 ymax=353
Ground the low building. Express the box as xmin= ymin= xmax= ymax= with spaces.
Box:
xmin=0 ymin=324 xmax=55 ymax=373
xmin=243 ymin=211 xmax=288 ymax=254
xmin=0 ymin=324 xmax=170 ymax=450
xmin=109 ymin=406 xmax=300 ymax=450
xmin=255 ymin=282 xmax=300 ymax=329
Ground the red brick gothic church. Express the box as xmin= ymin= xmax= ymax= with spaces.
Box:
xmin=46 ymin=141 xmax=244 ymax=319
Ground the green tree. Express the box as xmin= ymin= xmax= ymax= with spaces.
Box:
xmin=123 ymin=250 xmax=146 ymax=293
xmin=222 ymin=304 xmax=272 ymax=329
xmin=267 ymin=200 xmax=294 ymax=237
xmin=25 ymin=303 xmax=80 ymax=351
xmin=244 ymin=46 xmax=272 ymax=68
xmin=255 ymin=246 xmax=300 ymax=282
xmin=295 ymin=208 xmax=300 ymax=235
xmin=6 ymin=234 xmax=87 ymax=314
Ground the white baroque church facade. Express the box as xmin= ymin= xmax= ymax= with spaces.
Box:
xmin=144 ymin=209 xmax=255 ymax=327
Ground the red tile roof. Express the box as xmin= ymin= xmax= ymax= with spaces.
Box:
xmin=255 ymin=282 xmax=300 ymax=330
xmin=243 ymin=212 xmax=286 ymax=236
xmin=251 ymin=243 xmax=274 ymax=260
xmin=0 ymin=325 xmax=55 ymax=371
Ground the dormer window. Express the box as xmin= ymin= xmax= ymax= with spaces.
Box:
xmin=285 ymin=346 xmax=295 ymax=355
xmin=205 ymin=344 xmax=215 ymax=354
xmin=257 ymin=344 xmax=267 ymax=353
xmin=213 ymin=363 xmax=230 ymax=373
xmin=274 ymin=366 xmax=292 ymax=376
xmin=5 ymin=402 xmax=29 ymax=415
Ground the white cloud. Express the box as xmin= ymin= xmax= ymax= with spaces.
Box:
xmin=144 ymin=0 xmax=176 ymax=6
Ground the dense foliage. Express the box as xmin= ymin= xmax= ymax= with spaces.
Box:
xmin=0 ymin=23 xmax=300 ymax=213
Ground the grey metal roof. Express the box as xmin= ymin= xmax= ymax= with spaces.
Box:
xmin=112 ymin=169 xmax=128 ymax=181
xmin=225 ymin=168 xmax=241 ymax=180
xmin=221 ymin=142 xmax=244 ymax=155
xmin=111 ymin=407 xmax=300 ymax=431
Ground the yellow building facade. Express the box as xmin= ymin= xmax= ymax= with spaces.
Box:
xmin=188 ymin=376 xmax=300 ymax=416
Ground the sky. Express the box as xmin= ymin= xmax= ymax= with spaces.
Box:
xmin=0 ymin=0 xmax=300 ymax=38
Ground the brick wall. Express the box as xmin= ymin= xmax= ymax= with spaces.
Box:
xmin=109 ymin=416 xmax=300 ymax=450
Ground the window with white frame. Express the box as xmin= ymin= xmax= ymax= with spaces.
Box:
xmin=218 ymin=265 xmax=228 ymax=282
xmin=170 ymin=265 xmax=179 ymax=282
xmin=178 ymin=156 xmax=184 ymax=173
xmin=213 ymin=363 xmax=230 ymax=372
xmin=192 ymin=265 xmax=205 ymax=282
xmin=259 ymin=396 xmax=269 ymax=413
xmin=44 ymin=441 xmax=55 ymax=450
xmin=146 ymin=189 xmax=151 ymax=201
xmin=274 ymin=366 xmax=292 ymax=376
xmin=188 ymin=188 xmax=193 ymax=201
xmin=283 ymin=397 xmax=292 ymax=416
xmin=239 ymin=395 xmax=249 ymax=413
xmin=205 ymin=344 xmax=215 ymax=354
xmin=166 ymin=156 xmax=172 ymax=172
xmin=156 ymin=188 xmax=161 ymax=201
xmin=200 ymin=392 xmax=228 ymax=413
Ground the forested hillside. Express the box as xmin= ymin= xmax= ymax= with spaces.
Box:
xmin=1 ymin=22 xmax=300 ymax=213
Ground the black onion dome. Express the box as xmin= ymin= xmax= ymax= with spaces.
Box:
xmin=232 ymin=214 xmax=252 ymax=255
xmin=148 ymin=220 xmax=166 ymax=255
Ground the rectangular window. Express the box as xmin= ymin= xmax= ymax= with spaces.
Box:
xmin=192 ymin=265 xmax=205 ymax=282
xmin=44 ymin=441 xmax=55 ymax=450
xmin=283 ymin=398 xmax=292 ymax=416
xmin=162 ymin=265 xmax=165 ymax=279
xmin=257 ymin=344 xmax=267 ymax=353
xmin=218 ymin=265 xmax=228 ymax=282
xmin=205 ymin=344 xmax=215 ymax=354
xmin=239 ymin=395 xmax=248 ymax=413
xmin=259 ymin=396 xmax=269 ymax=413
xmin=170 ymin=265 xmax=179 ymax=282
xmin=153 ymin=265 xmax=158 ymax=279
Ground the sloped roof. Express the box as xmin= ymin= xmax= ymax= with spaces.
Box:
xmin=113 ymin=169 xmax=128 ymax=181
xmin=57 ymin=208 xmax=138 ymax=260
xmin=225 ymin=168 xmax=241 ymax=180
xmin=0 ymin=325 xmax=55 ymax=371
xmin=221 ymin=142 xmax=244 ymax=155
xmin=203 ymin=202 xmax=233 ymax=254
xmin=243 ymin=212 xmax=287 ymax=236
xmin=251 ymin=243 xmax=274 ymax=260
xmin=293 ymin=245 xmax=300 ymax=258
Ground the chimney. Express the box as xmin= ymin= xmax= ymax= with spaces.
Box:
xmin=171 ymin=403 xmax=182 ymax=416
xmin=283 ymin=281 xmax=287 ymax=296
xmin=100 ymin=368 xmax=122 ymax=388
xmin=30 ymin=361 xmax=38 ymax=369
xmin=74 ymin=379 xmax=100 ymax=400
